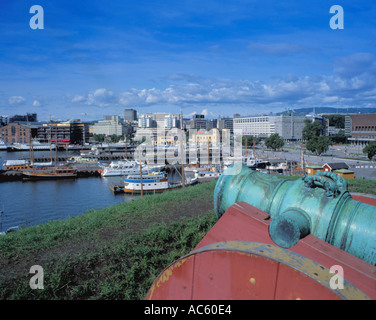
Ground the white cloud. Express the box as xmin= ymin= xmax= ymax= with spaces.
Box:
xmin=66 ymin=53 xmax=376 ymax=112
xmin=71 ymin=95 xmax=85 ymax=103
xmin=32 ymin=100 xmax=41 ymax=107
xmin=8 ymin=96 xmax=26 ymax=105
xmin=71 ymin=88 xmax=116 ymax=107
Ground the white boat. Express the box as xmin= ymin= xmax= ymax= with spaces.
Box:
xmin=267 ymin=161 xmax=288 ymax=172
xmin=223 ymin=154 xmax=268 ymax=170
xmin=3 ymin=160 xmax=30 ymax=170
xmin=67 ymin=156 xmax=98 ymax=164
xmin=11 ymin=140 xmax=56 ymax=151
xmin=123 ymin=172 xmax=198 ymax=194
xmin=100 ymin=159 xmax=165 ymax=177
xmin=100 ymin=160 xmax=147 ymax=177
xmin=244 ymin=156 xmax=269 ymax=169
xmin=194 ymin=169 xmax=223 ymax=181
xmin=0 ymin=140 xmax=9 ymax=150
xmin=123 ymin=172 xmax=170 ymax=193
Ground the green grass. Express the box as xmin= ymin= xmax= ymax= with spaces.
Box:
xmin=0 ymin=180 xmax=218 ymax=300
xmin=346 ymin=178 xmax=376 ymax=195
xmin=279 ymin=175 xmax=376 ymax=195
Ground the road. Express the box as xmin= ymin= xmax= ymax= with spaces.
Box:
xmin=254 ymin=143 xmax=376 ymax=180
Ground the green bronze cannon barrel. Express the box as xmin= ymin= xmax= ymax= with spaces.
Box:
xmin=213 ymin=163 xmax=376 ymax=265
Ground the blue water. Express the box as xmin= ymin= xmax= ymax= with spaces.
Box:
xmin=0 ymin=150 xmax=139 ymax=232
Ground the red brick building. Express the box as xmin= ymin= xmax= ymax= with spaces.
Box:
xmin=346 ymin=113 xmax=376 ymax=146
xmin=0 ymin=123 xmax=31 ymax=144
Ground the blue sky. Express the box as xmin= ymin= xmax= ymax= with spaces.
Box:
xmin=1 ymin=0 xmax=376 ymax=121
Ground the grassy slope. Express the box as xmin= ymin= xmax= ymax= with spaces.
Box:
xmin=0 ymin=176 xmax=375 ymax=300
xmin=0 ymin=180 xmax=217 ymax=300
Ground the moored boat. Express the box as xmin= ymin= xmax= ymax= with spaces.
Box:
xmin=100 ymin=160 xmax=164 ymax=177
xmin=194 ymin=169 xmax=223 ymax=181
xmin=22 ymin=166 xmax=77 ymax=180
xmin=122 ymin=171 xmax=198 ymax=194
xmin=0 ymin=139 xmax=9 ymax=150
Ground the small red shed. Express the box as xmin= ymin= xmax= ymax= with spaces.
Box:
xmin=322 ymin=162 xmax=349 ymax=172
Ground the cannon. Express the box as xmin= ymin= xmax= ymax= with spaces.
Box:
xmin=147 ymin=164 xmax=376 ymax=300
xmin=213 ymin=163 xmax=376 ymax=266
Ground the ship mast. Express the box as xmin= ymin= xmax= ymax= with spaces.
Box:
xmin=49 ymin=115 xmax=53 ymax=164
xmin=138 ymin=144 xmax=143 ymax=197
xmin=27 ymin=115 xmax=34 ymax=171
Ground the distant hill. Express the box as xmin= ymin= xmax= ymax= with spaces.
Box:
xmin=276 ymin=107 xmax=376 ymax=116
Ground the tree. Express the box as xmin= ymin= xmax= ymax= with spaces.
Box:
xmin=306 ymin=136 xmax=332 ymax=155
xmin=93 ymin=134 xmax=106 ymax=142
xmin=302 ymin=119 xmax=323 ymax=141
xmin=324 ymin=114 xmax=345 ymax=129
xmin=242 ymin=136 xmax=260 ymax=148
xmin=265 ymin=133 xmax=284 ymax=151
xmin=330 ymin=130 xmax=348 ymax=144
xmin=363 ymin=141 xmax=376 ymax=161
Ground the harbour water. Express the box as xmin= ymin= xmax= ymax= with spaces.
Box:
xmin=0 ymin=150 xmax=141 ymax=232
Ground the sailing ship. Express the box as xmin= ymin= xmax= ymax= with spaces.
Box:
xmin=21 ymin=117 xmax=77 ymax=180
xmin=22 ymin=166 xmax=77 ymax=180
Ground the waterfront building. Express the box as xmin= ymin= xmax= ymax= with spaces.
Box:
xmin=189 ymin=128 xmax=220 ymax=145
xmin=38 ymin=120 xmax=89 ymax=145
xmin=345 ymin=113 xmax=376 ymax=147
xmin=233 ymin=115 xmax=306 ymax=141
xmin=92 ymin=115 xmax=123 ymax=136
xmin=0 ymin=122 xmax=31 ymax=144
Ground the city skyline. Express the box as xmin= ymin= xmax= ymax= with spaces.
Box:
xmin=1 ymin=1 xmax=376 ymax=122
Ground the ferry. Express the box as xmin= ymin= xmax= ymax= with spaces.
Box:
xmin=100 ymin=160 xmax=146 ymax=177
xmin=123 ymin=172 xmax=170 ymax=193
xmin=100 ymin=160 xmax=164 ymax=177
xmin=122 ymin=172 xmax=198 ymax=194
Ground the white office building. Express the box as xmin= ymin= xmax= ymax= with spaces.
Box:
xmin=233 ymin=115 xmax=306 ymax=141
xmin=92 ymin=115 xmax=123 ymax=136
